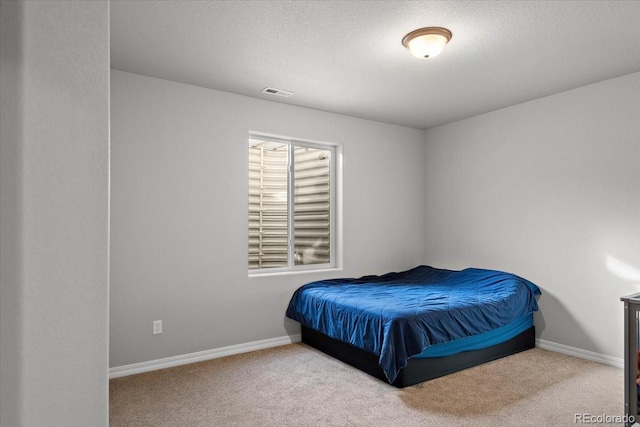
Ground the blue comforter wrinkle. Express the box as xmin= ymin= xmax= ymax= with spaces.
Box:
xmin=286 ymin=265 xmax=541 ymax=383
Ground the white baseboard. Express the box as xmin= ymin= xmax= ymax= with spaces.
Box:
xmin=109 ymin=333 xmax=302 ymax=379
xmin=110 ymin=334 xmax=623 ymax=379
xmin=535 ymin=338 xmax=623 ymax=369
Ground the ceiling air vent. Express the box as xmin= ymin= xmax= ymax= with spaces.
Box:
xmin=261 ymin=87 xmax=294 ymax=98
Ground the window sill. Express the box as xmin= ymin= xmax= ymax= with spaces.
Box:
xmin=248 ymin=267 xmax=342 ymax=279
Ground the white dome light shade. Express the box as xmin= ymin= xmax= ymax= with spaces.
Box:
xmin=406 ymin=34 xmax=448 ymax=58
xmin=402 ymin=27 xmax=452 ymax=59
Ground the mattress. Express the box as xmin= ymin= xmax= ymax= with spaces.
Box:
xmin=413 ymin=313 xmax=533 ymax=358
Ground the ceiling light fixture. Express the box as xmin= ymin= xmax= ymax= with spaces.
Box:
xmin=402 ymin=27 xmax=452 ymax=59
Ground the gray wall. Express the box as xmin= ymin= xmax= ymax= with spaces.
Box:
xmin=109 ymin=70 xmax=426 ymax=367
xmin=0 ymin=1 xmax=110 ymax=426
xmin=423 ymin=72 xmax=640 ymax=359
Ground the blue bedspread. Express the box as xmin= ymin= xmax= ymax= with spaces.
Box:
xmin=286 ymin=265 xmax=541 ymax=383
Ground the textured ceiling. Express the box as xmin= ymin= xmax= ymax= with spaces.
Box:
xmin=111 ymin=1 xmax=640 ymax=130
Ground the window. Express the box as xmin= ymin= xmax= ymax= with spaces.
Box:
xmin=248 ymin=135 xmax=336 ymax=273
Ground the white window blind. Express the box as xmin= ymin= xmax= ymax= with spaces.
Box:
xmin=248 ymin=137 xmax=333 ymax=272
xmin=248 ymin=140 xmax=288 ymax=269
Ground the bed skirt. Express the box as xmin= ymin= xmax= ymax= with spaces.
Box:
xmin=301 ymin=325 xmax=536 ymax=388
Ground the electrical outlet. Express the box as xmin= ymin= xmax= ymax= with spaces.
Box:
xmin=152 ymin=320 xmax=162 ymax=335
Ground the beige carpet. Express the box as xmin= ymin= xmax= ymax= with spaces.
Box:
xmin=110 ymin=344 xmax=623 ymax=426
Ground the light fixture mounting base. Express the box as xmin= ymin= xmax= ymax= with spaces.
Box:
xmin=401 ymin=27 xmax=453 ymax=49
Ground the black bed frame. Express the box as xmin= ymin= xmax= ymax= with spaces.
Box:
xmin=301 ymin=325 xmax=536 ymax=388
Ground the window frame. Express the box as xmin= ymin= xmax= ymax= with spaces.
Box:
xmin=248 ymin=132 xmax=339 ymax=276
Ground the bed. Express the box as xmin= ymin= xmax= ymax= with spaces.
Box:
xmin=286 ymin=265 xmax=541 ymax=387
